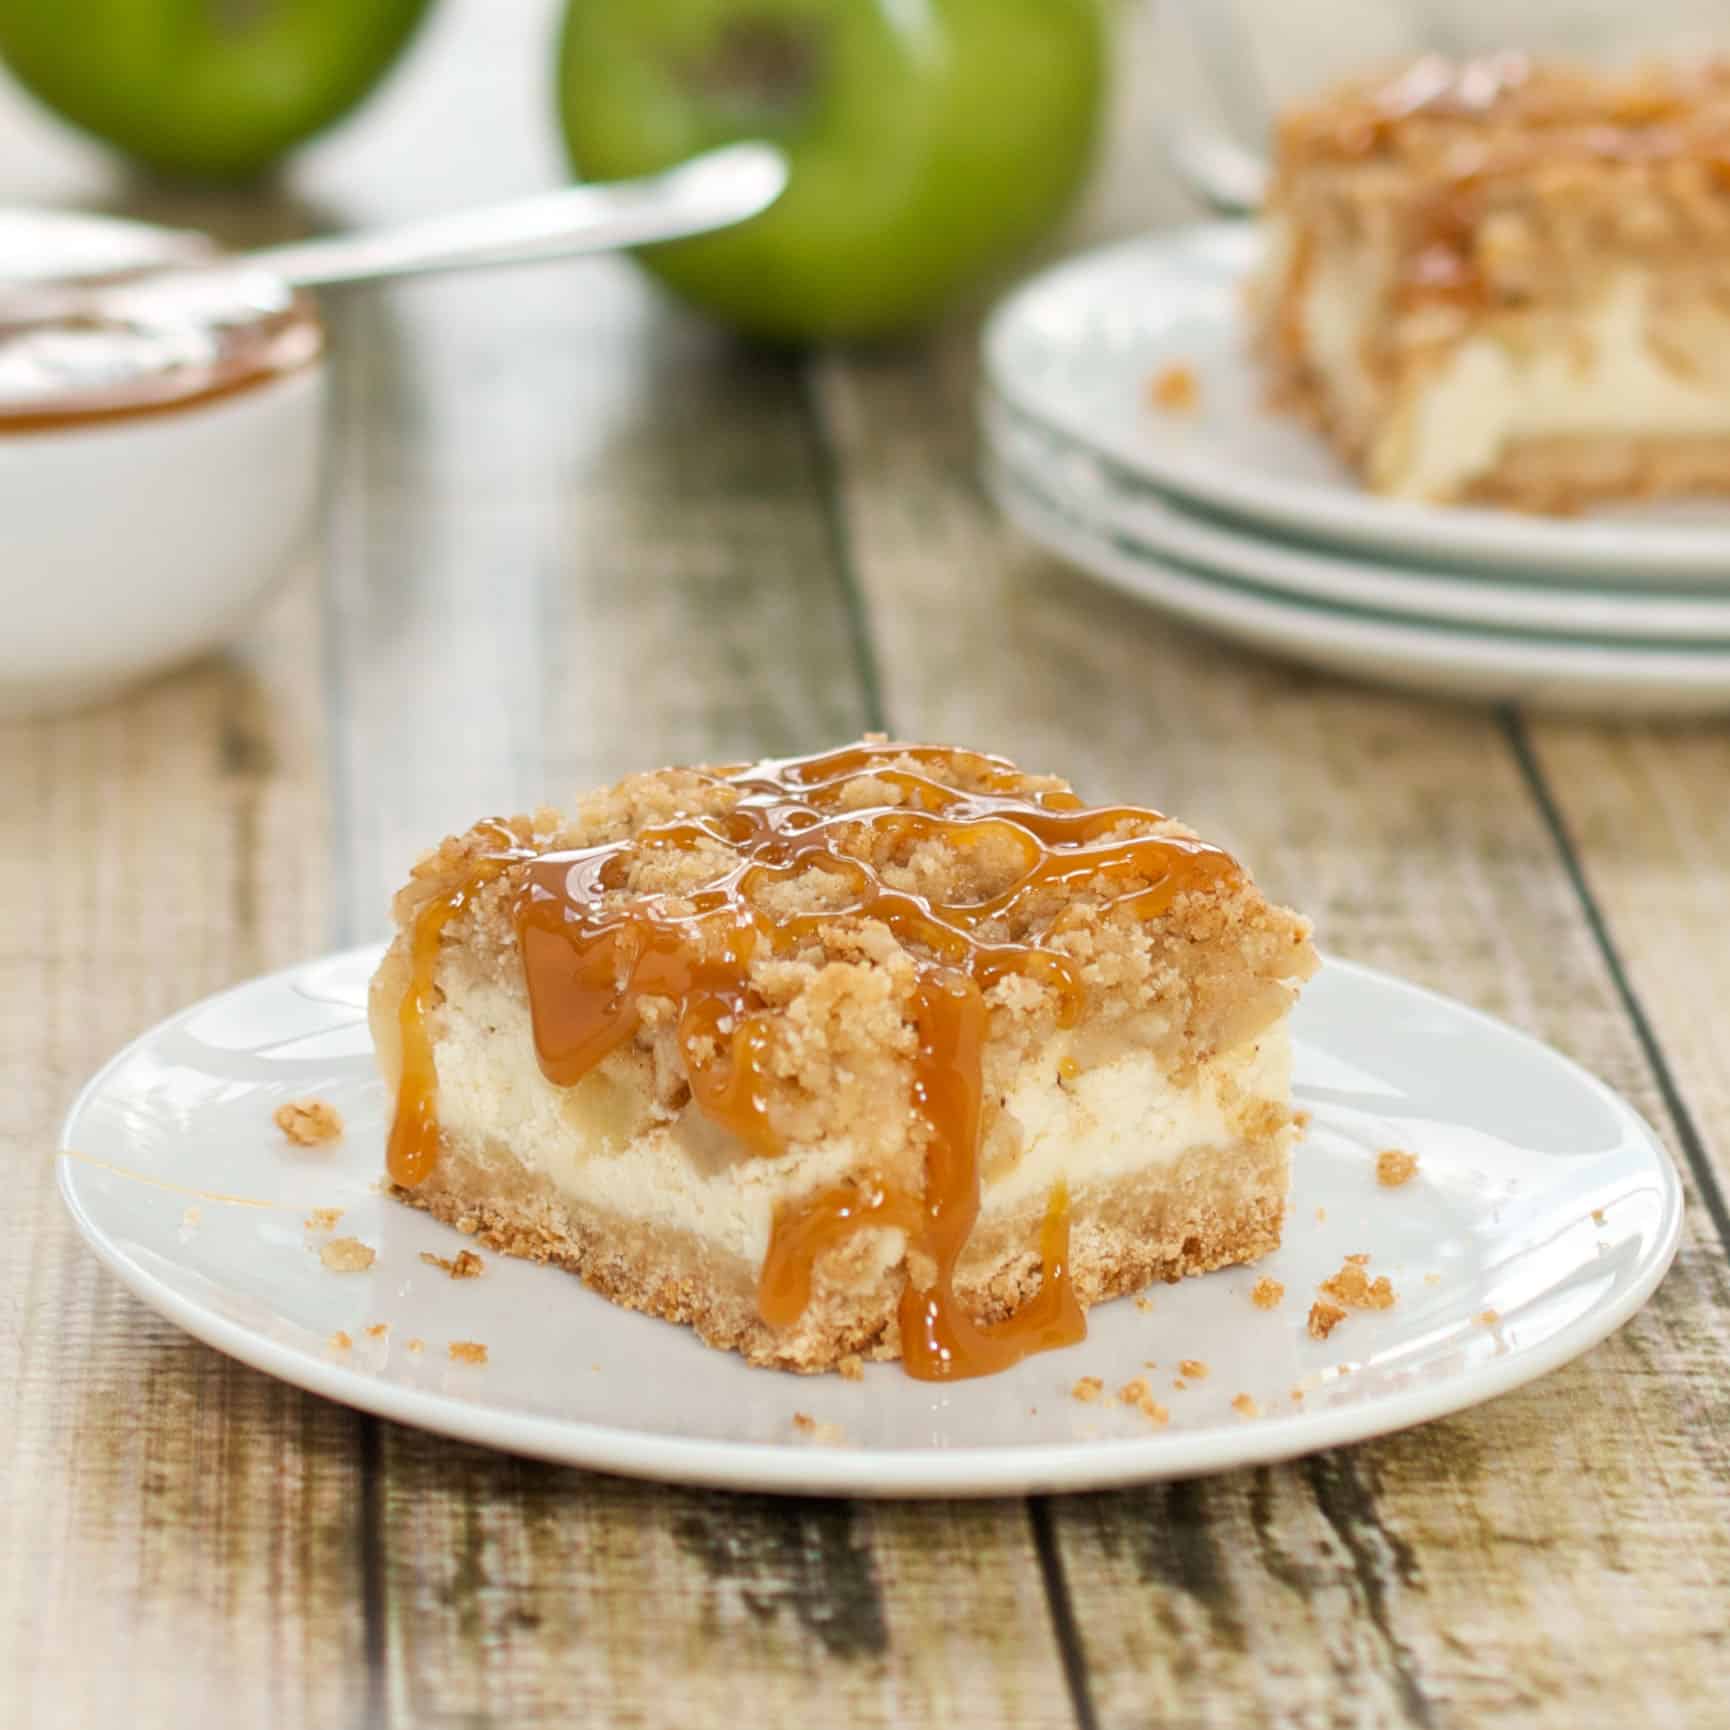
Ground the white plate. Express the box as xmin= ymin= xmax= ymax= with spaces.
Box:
xmin=60 ymin=944 xmax=1679 ymax=1496
xmin=991 ymin=460 xmax=1730 ymax=713
xmin=983 ymin=225 xmax=1730 ymax=583
xmin=985 ymin=394 xmax=1730 ymax=644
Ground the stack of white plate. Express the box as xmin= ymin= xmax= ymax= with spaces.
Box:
xmin=981 ymin=225 xmax=1730 ymax=713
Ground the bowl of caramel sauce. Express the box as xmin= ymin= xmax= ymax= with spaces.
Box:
xmin=1 ymin=209 xmax=325 ymax=717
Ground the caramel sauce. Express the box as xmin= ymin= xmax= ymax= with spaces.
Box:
xmin=385 ymin=742 xmax=1241 ymax=1380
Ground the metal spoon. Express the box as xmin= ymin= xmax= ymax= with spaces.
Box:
xmin=0 ymin=143 xmax=788 ymax=414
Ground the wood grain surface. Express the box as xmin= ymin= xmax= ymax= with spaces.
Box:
xmin=3 ymin=2 xmax=1727 ymax=1725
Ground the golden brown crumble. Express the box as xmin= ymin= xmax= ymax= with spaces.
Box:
xmin=1308 ymin=1300 xmax=1348 ymax=1340
xmin=380 ymin=744 xmax=1316 ymax=1180
xmin=448 ymin=1340 xmax=488 ymax=1364
xmin=838 ymin=1354 xmax=864 ymax=1382
xmin=1321 ymin=1262 xmax=1396 ymax=1310
xmin=1149 ymin=363 xmax=1200 ymax=413
xmin=1232 ymin=1393 xmax=1259 ymax=1419
xmin=1290 ymin=1387 xmax=1306 ymax=1403
xmin=319 ymin=1237 xmax=375 ymax=1274
xmin=1315 ymin=1207 xmax=1327 ymax=1223
xmin=305 ymin=1208 xmax=343 ymax=1232
xmin=328 ymin=1331 xmax=352 ymax=1352
xmin=1477 ymin=1309 xmax=1500 ymax=1328
xmin=1172 ymin=1380 xmax=1187 ymax=1392
xmin=406 ymin=1338 xmax=425 ymax=1354
xmin=365 ymin=1323 xmax=389 ymax=1340
xmin=1345 ymin=1252 xmax=1371 ymax=1265
xmin=1251 ymin=1277 xmax=1285 ymax=1310
xmin=420 ymin=1249 xmax=485 ymax=1280
xmin=793 ymin=1412 xmax=845 ymax=1444
xmin=1135 ymin=1296 xmax=1154 ymax=1313
xmin=1377 ymin=1149 xmax=1420 ymax=1187
xmin=1591 ymin=1208 xmax=1607 ymax=1224
xmin=276 ymin=1099 xmax=343 ymax=1146
xmin=1117 ymin=1379 xmax=1169 ymax=1426
xmin=1179 ymin=1358 xmax=1209 ymax=1379
xmin=1071 ymin=1376 xmax=1105 ymax=1404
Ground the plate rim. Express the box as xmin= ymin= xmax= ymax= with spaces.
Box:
xmin=984 ymin=391 xmax=1730 ymax=639
xmin=58 ymin=943 xmax=1684 ymax=1498
xmin=990 ymin=460 xmax=1730 ymax=703
xmin=982 ymin=223 xmax=1730 ymax=582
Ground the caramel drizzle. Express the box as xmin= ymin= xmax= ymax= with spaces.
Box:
xmin=386 ymin=742 xmax=1240 ymax=1381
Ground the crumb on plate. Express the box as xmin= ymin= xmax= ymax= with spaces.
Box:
xmin=1135 ymin=1296 xmax=1154 ymax=1313
xmin=328 ymin=1331 xmax=352 ymax=1351
xmin=1424 ymin=1272 xmax=1442 ymax=1285
xmin=838 ymin=1354 xmax=864 ymax=1382
xmin=406 ymin=1338 xmax=425 ymax=1354
xmin=1149 ymin=362 xmax=1200 ymax=413
xmin=1071 ymin=1376 xmax=1104 ymax=1404
xmin=1232 ymin=1393 xmax=1259 ymax=1419
xmin=420 ymin=1249 xmax=485 ymax=1280
xmin=448 ymin=1340 xmax=488 ymax=1365
xmin=1117 ymin=1378 xmax=1169 ymax=1425
xmin=1320 ymin=1261 xmax=1395 ymax=1310
xmin=365 ymin=1323 xmax=389 ymax=1340
xmin=793 ymin=1412 xmax=845 ymax=1445
xmin=319 ymin=1237 xmax=375 ymax=1274
xmin=305 ymin=1207 xmax=343 ymax=1232
xmin=1308 ymin=1300 xmax=1348 ymax=1341
xmin=1179 ymin=1359 xmax=1209 ymax=1379
xmin=1477 ymin=1309 xmax=1500 ymax=1328
xmin=1251 ymin=1277 xmax=1285 ymax=1310
xmin=1592 ymin=1208 xmax=1606 ymax=1224
xmin=1377 ymin=1147 xmax=1420 ymax=1187
xmin=275 ymin=1099 xmax=343 ymax=1147
xmin=1315 ymin=1206 xmax=1327 ymax=1223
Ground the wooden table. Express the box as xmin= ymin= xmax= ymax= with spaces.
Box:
xmin=6 ymin=3 xmax=1730 ymax=1723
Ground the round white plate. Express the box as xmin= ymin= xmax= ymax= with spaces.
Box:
xmin=991 ymin=459 xmax=1730 ymax=713
xmin=985 ymin=393 xmax=1730 ymax=643
xmin=983 ymin=225 xmax=1730 ymax=583
xmin=60 ymin=944 xmax=1679 ymax=1496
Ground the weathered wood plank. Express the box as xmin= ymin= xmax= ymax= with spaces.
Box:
xmin=814 ymin=316 xmax=1730 ymax=1726
xmin=0 ymin=576 xmax=370 ymax=1729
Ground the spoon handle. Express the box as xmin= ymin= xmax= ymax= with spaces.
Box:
xmin=247 ymin=142 xmax=787 ymax=289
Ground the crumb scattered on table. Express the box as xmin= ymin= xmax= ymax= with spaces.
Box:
xmin=305 ymin=1207 xmax=343 ymax=1232
xmin=838 ymin=1353 xmax=864 ymax=1382
xmin=319 ymin=1237 xmax=375 ymax=1274
xmin=448 ymin=1340 xmax=488 ymax=1365
xmin=1179 ymin=1359 xmax=1209 ymax=1379
xmin=1251 ymin=1277 xmax=1285 ymax=1310
xmin=1320 ymin=1261 xmax=1395 ymax=1310
xmin=1135 ymin=1296 xmax=1154 ymax=1313
xmin=1308 ymin=1300 xmax=1348 ymax=1341
xmin=328 ymin=1331 xmax=352 ymax=1351
xmin=793 ymin=1412 xmax=845 ymax=1445
xmin=1149 ymin=362 xmax=1200 ymax=413
xmin=275 ymin=1099 xmax=343 ymax=1146
xmin=1232 ymin=1393 xmax=1259 ymax=1419
xmin=1172 ymin=1379 xmax=1187 ymax=1391
xmin=420 ymin=1249 xmax=485 ymax=1280
xmin=1117 ymin=1378 xmax=1169 ymax=1426
xmin=1377 ymin=1148 xmax=1420 ymax=1187
xmin=1071 ymin=1376 xmax=1104 ymax=1404
xmin=1591 ymin=1208 xmax=1606 ymax=1225
xmin=365 ymin=1323 xmax=389 ymax=1340
xmin=1477 ymin=1309 xmax=1500 ymax=1328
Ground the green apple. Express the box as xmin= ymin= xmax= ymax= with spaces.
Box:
xmin=556 ymin=0 xmax=1107 ymax=342
xmin=0 ymin=0 xmax=435 ymax=178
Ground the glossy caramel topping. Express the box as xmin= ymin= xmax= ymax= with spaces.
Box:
xmin=386 ymin=742 xmax=1241 ymax=1380
xmin=0 ymin=214 xmax=322 ymax=433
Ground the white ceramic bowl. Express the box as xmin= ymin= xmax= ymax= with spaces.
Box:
xmin=0 ymin=211 xmax=325 ymax=718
